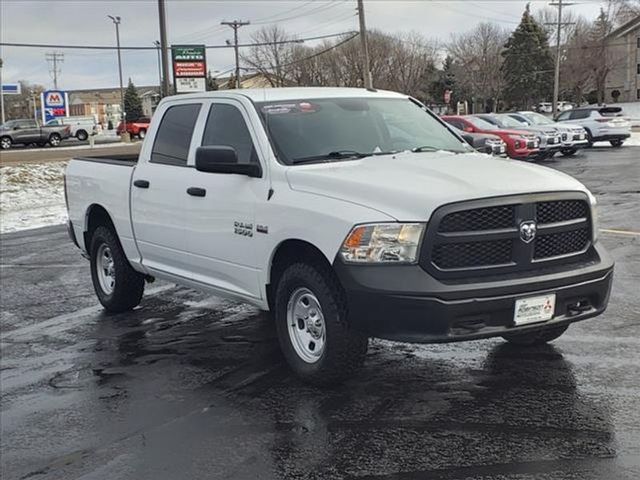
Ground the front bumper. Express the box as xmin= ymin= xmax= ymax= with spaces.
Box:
xmin=334 ymin=243 xmax=614 ymax=343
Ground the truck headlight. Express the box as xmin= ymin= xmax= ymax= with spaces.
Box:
xmin=340 ymin=223 xmax=425 ymax=264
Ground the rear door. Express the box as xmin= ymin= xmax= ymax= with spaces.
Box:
xmin=16 ymin=120 xmax=41 ymax=143
xmin=130 ymin=101 xmax=203 ymax=277
xmin=182 ymin=99 xmax=269 ymax=300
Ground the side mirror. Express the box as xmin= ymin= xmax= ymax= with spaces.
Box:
xmin=195 ymin=145 xmax=262 ymax=178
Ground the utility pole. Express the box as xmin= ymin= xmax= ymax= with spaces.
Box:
xmin=45 ymin=52 xmax=64 ymax=89
xmin=549 ymin=0 xmax=575 ymax=115
xmin=107 ymin=15 xmax=126 ymax=132
xmin=357 ymin=0 xmax=373 ymax=89
xmin=221 ymin=20 xmax=250 ymax=89
xmin=154 ymin=40 xmax=163 ymax=94
xmin=158 ymin=0 xmax=170 ymax=97
xmin=0 ymin=58 xmax=5 ymax=124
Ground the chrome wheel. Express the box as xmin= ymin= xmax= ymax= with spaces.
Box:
xmin=287 ymin=287 xmax=326 ymax=363
xmin=96 ymin=244 xmax=115 ymax=295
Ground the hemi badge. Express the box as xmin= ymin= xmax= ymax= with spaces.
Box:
xmin=256 ymin=225 xmax=269 ymax=234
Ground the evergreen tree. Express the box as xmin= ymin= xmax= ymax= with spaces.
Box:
xmin=206 ymin=70 xmax=219 ymax=91
xmin=123 ymin=78 xmax=143 ymax=121
xmin=501 ymin=4 xmax=554 ymax=109
xmin=429 ymin=56 xmax=456 ymax=104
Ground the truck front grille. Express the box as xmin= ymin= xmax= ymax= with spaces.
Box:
xmin=422 ymin=194 xmax=592 ymax=278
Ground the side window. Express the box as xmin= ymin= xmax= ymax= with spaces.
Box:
xmin=556 ymin=111 xmax=571 ymax=121
xmin=151 ymin=103 xmax=201 ymax=166
xmin=446 ymin=119 xmax=463 ymax=130
xmin=569 ymin=110 xmax=590 ymax=120
xmin=202 ymin=103 xmax=258 ymax=164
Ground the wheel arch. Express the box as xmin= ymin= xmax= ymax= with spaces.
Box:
xmin=83 ymin=203 xmax=116 ymax=250
xmin=266 ymin=238 xmax=336 ymax=312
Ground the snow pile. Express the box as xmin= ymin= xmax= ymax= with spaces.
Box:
xmin=0 ymin=162 xmax=67 ymax=234
xmin=623 ymin=131 xmax=640 ymax=147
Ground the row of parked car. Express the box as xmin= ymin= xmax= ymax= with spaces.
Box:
xmin=442 ymin=106 xmax=631 ymax=161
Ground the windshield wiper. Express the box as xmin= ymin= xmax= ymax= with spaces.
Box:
xmin=291 ymin=150 xmax=370 ymax=165
xmin=411 ymin=145 xmax=465 ymax=154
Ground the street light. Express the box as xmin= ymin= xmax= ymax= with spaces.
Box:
xmin=107 ymin=15 xmax=126 ymax=133
xmin=153 ymin=41 xmax=162 ymax=97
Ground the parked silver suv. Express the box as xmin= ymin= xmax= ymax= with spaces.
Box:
xmin=556 ymin=106 xmax=630 ymax=148
xmin=509 ymin=111 xmax=588 ymax=157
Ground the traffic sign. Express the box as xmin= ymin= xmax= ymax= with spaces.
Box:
xmin=1 ymin=83 xmax=21 ymax=95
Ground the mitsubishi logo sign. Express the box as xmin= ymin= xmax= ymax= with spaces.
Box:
xmin=519 ymin=221 xmax=537 ymax=243
xmin=44 ymin=91 xmax=64 ymax=107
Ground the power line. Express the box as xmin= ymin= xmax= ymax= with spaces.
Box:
xmin=44 ymin=51 xmax=64 ymax=89
xmin=0 ymin=32 xmax=355 ymax=50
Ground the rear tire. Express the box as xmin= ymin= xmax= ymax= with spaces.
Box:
xmin=502 ymin=324 xmax=569 ymax=346
xmin=560 ymin=148 xmax=577 ymax=157
xmin=274 ymin=262 xmax=368 ymax=385
xmin=76 ymin=130 xmax=88 ymax=141
xmin=48 ymin=133 xmax=62 ymax=147
xmin=610 ymin=139 xmax=623 ymax=148
xmin=138 ymin=129 xmax=146 ymax=139
xmin=90 ymin=226 xmax=145 ymax=313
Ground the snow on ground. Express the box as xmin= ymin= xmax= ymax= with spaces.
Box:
xmin=0 ymin=162 xmax=67 ymax=234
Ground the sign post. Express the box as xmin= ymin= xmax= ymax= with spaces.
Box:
xmin=171 ymin=45 xmax=207 ymax=94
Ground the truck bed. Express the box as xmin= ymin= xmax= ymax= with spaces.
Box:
xmin=73 ymin=154 xmax=138 ymax=166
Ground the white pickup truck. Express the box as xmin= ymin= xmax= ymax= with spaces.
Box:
xmin=65 ymin=88 xmax=614 ymax=384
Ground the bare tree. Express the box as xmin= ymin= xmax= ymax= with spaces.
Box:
xmin=241 ymin=25 xmax=297 ymax=87
xmin=448 ymin=22 xmax=508 ymax=111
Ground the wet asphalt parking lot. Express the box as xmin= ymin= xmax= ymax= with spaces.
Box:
xmin=1 ymin=146 xmax=639 ymax=480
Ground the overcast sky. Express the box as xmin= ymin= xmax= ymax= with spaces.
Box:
xmin=1 ymin=0 xmax=605 ymax=90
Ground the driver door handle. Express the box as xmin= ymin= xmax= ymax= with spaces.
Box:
xmin=187 ymin=187 xmax=206 ymax=197
xmin=133 ymin=179 xmax=150 ymax=188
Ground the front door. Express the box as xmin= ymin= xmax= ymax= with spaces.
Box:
xmin=182 ymin=100 xmax=269 ymax=300
xmin=131 ymin=101 xmax=203 ymax=277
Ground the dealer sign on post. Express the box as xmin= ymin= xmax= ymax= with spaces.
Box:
xmin=172 ymin=45 xmax=207 ymax=94
xmin=41 ymin=90 xmax=69 ymax=123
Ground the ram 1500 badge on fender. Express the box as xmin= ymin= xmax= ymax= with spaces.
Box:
xmin=65 ymin=88 xmax=614 ymax=385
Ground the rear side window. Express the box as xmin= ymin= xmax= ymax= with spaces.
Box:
xmin=151 ymin=103 xmax=201 ymax=166
xmin=569 ymin=110 xmax=591 ymax=120
xmin=445 ymin=119 xmax=464 ymax=130
xmin=202 ymin=103 xmax=258 ymax=164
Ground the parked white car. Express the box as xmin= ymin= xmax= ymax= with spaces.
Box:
xmin=65 ymin=88 xmax=614 ymax=384
xmin=556 ymin=106 xmax=631 ymax=147
xmin=46 ymin=116 xmax=97 ymax=141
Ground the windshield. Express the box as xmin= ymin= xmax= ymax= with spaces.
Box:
xmin=466 ymin=116 xmax=497 ymax=130
xmin=257 ymin=97 xmax=469 ymax=164
xmin=495 ymin=115 xmax=528 ymax=129
xmin=522 ymin=112 xmax=553 ymax=126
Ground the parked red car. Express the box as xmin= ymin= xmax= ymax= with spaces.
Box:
xmin=442 ymin=115 xmax=540 ymax=160
xmin=116 ymin=117 xmax=151 ymax=139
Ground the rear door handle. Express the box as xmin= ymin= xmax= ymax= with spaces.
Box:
xmin=133 ymin=179 xmax=150 ymax=188
xmin=187 ymin=187 xmax=206 ymax=197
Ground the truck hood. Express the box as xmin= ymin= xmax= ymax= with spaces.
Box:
xmin=286 ymin=151 xmax=588 ymax=220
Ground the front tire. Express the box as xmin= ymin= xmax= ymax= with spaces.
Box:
xmin=0 ymin=136 xmax=12 ymax=150
xmin=76 ymin=130 xmax=88 ymax=141
xmin=610 ymin=139 xmax=623 ymax=148
xmin=48 ymin=133 xmax=62 ymax=147
xmin=138 ymin=129 xmax=146 ymax=139
xmin=90 ymin=226 xmax=145 ymax=313
xmin=274 ymin=262 xmax=368 ymax=385
xmin=502 ymin=324 xmax=569 ymax=346
xmin=561 ymin=148 xmax=577 ymax=157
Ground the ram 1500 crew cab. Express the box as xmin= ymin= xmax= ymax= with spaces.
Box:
xmin=65 ymin=88 xmax=614 ymax=385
